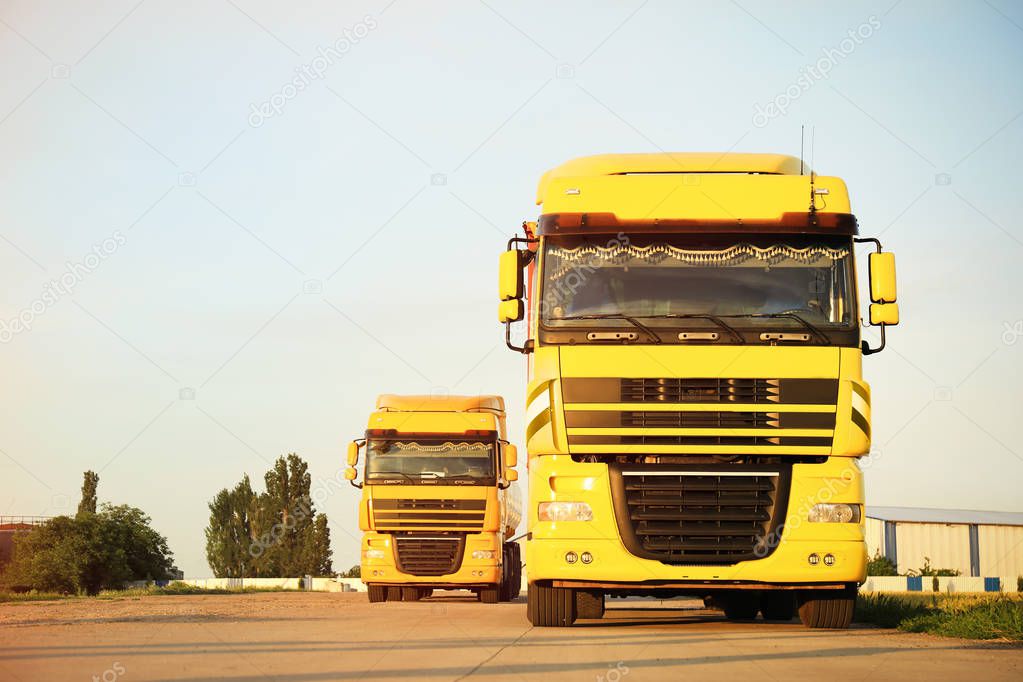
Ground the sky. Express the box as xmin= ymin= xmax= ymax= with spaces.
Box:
xmin=1 ymin=0 xmax=1021 ymax=577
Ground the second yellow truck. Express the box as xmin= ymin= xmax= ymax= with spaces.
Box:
xmin=346 ymin=394 xmax=522 ymax=602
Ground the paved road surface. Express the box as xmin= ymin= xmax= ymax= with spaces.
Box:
xmin=1 ymin=592 xmax=1021 ymax=681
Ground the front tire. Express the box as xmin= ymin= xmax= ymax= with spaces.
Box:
xmin=798 ymin=587 xmax=856 ymax=629
xmin=401 ymin=586 xmax=424 ymax=601
xmin=367 ymin=584 xmax=387 ymax=603
xmin=527 ymin=582 xmax=577 ymax=627
xmin=479 ymin=586 xmax=500 ymax=603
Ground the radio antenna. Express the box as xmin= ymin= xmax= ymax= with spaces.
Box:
xmin=799 ymin=125 xmax=805 ymax=176
xmin=808 ymin=126 xmax=818 ymax=222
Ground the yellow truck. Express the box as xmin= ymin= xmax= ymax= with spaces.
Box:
xmin=497 ymin=153 xmax=899 ymax=628
xmin=345 ymin=394 xmax=523 ymax=603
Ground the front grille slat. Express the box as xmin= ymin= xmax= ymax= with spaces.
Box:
xmin=394 ymin=536 xmax=464 ymax=576
xmin=613 ymin=469 xmax=786 ymax=565
xmin=373 ymin=498 xmax=486 ymax=532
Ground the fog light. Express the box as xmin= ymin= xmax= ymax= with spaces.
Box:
xmin=580 ymin=551 xmax=593 ymax=564
xmin=565 ymin=551 xmax=579 ymax=564
xmin=472 ymin=550 xmax=495 ymax=560
xmin=823 ymin=553 xmax=836 ymax=566
xmin=808 ymin=553 xmax=820 ymax=566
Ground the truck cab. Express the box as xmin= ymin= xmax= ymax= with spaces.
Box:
xmin=346 ymin=394 xmax=522 ymax=602
xmin=498 ymin=153 xmax=899 ymax=628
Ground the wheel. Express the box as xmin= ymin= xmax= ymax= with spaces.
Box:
xmin=722 ymin=593 xmax=760 ymax=620
xmin=575 ymin=590 xmax=605 ymax=619
xmin=385 ymin=586 xmax=402 ymax=602
xmin=760 ymin=592 xmax=795 ymax=621
xmin=401 ymin=586 xmax=424 ymax=601
xmin=527 ymin=582 xmax=577 ymax=627
xmin=499 ymin=544 xmax=522 ymax=601
xmin=798 ymin=587 xmax=856 ymax=629
xmin=367 ymin=584 xmax=387 ymax=603
xmin=479 ymin=586 xmax=500 ymax=603
xmin=418 ymin=588 xmax=433 ymax=599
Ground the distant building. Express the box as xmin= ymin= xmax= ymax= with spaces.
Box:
xmin=866 ymin=507 xmax=1023 ymax=582
xmin=0 ymin=516 xmax=50 ymax=569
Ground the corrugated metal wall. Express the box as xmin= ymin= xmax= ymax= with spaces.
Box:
xmin=978 ymin=525 xmax=1023 ymax=578
xmin=864 ymin=517 xmax=884 ymax=560
xmin=894 ymin=522 xmax=972 ymax=575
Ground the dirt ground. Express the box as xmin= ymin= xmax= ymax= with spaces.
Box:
xmin=1 ymin=591 xmax=1021 ymax=681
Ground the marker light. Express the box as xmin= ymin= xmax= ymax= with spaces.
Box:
xmin=538 ymin=502 xmax=594 ymax=522
xmin=808 ymin=503 xmax=860 ymax=523
xmin=471 ymin=550 xmax=496 ymax=560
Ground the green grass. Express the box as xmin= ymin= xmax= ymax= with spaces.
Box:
xmin=856 ymin=592 xmax=1023 ymax=641
xmin=0 ymin=582 xmax=294 ymax=603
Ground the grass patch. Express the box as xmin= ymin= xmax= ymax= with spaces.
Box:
xmin=856 ymin=592 xmax=1023 ymax=641
xmin=0 ymin=582 xmax=294 ymax=603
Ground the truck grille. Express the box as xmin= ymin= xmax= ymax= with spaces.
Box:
xmin=609 ymin=466 xmax=789 ymax=564
xmin=562 ymin=377 xmax=838 ymax=405
xmin=373 ymin=498 xmax=486 ymax=531
xmin=394 ymin=535 xmax=464 ymax=576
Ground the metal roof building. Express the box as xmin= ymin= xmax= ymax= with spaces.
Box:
xmin=865 ymin=506 xmax=1023 ymax=581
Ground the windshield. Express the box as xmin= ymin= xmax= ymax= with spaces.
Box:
xmin=540 ymin=235 xmax=855 ymax=333
xmin=365 ymin=439 xmax=496 ymax=484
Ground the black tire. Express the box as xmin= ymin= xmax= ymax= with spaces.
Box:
xmin=418 ymin=588 xmax=433 ymax=599
xmin=385 ymin=586 xmax=402 ymax=602
xmin=760 ymin=592 xmax=795 ymax=621
xmin=479 ymin=586 xmax=500 ymax=603
xmin=798 ymin=587 xmax=856 ymax=629
xmin=401 ymin=586 xmax=424 ymax=601
xmin=367 ymin=584 xmax=387 ymax=603
xmin=527 ymin=581 xmax=577 ymax=627
xmin=575 ymin=590 xmax=605 ymax=619
xmin=499 ymin=543 xmax=522 ymax=601
xmin=722 ymin=593 xmax=760 ymax=620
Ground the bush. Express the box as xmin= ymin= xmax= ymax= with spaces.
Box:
xmin=866 ymin=551 xmax=899 ymax=576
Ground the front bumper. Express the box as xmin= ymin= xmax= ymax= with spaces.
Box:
xmin=527 ymin=456 xmax=867 ymax=587
xmin=360 ymin=531 xmax=501 ymax=586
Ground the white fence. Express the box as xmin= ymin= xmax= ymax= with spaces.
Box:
xmin=860 ymin=575 xmax=1017 ymax=593
xmin=127 ymin=577 xmax=366 ymax=592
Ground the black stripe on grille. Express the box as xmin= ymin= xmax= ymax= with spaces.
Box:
xmin=569 ymin=435 xmax=831 ymax=447
xmin=373 ymin=499 xmax=487 ymax=511
xmin=565 ymin=411 xmax=836 ymax=429
xmin=609 ymin=464 xmax=790 ymax=565
xmin=394 ymin=535 xmax=465 ymax=576
xmin=562 ymin=378 xmax=838 ymax=405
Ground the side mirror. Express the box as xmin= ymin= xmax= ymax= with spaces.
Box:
xmin=498 ymin=299 xmax=524 ymax=324
xmin=505 ymin=469 xmax=519 ymax=482
xmin=499 ymin=250 xmax=526 ymax=301
xmin=347 ymin=441 xmax=361 ymax=466
xmin=344 ymin=467 xmax=358 ymax=481
xmin=870 ymin=303 xmax=899 ymax=326
xmin=868 ymin=252 xmax=897 ymax=303
xmin=504 ymin=443 xmax=518 ymax=468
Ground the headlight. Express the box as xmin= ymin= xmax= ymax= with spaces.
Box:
xmin=363 ymin=549 xmax=386 ymax=559
xmin=538 ymin=501 xmax=593 ymax=522
xmin=471 ymin=550 xmax=495 ymax=560
xmin=808 ymin=503 xmax=860 ymax=523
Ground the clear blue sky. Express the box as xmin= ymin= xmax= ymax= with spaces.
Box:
xmin=1 ymin=0 xmax=1021 ymax=576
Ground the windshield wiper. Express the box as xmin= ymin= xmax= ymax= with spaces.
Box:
xmin=367 ymin=471 xmax=416 ymax=483
xmin=719 ymin=313 xmax=831 ymax=344
xmin=549 ymin=314 xmax=662 ymax=344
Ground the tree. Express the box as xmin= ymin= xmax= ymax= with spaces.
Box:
xmin=339 ymin=564 xmax=360 ymax=578
xmin=2 ymin=507 xmax=174 ymax=595
xmin=205 ymin=454 xmax=333 ymax=578
xmin=77 ymin=470 xmax=99 ymax=517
